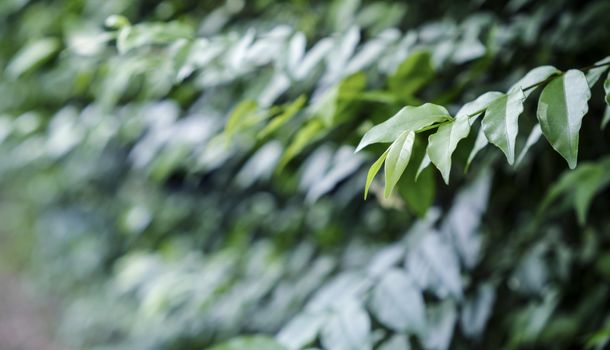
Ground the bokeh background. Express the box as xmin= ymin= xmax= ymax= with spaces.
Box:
xmin=1 ymin=0 xmax=610 ymax=349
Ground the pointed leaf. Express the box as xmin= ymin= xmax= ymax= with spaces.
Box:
xmin=509 ymin=65 xmax=561 ymax=98
xmin=605 ymin=72 xmax=610 ymax=106
xmin=258 ymin=95 xmax=307 ymax=139
xmin=415 ymin=153 xmax=431 ymax=181
xmin=586 ymin=56 xmax=610 ymax=87
xmin=602 ymin=106 xmax=610 ymax=130
xmin=384 ymin=130 xmax=415 ymax=197
xmin=364 ymin=149 xmax=389 ymax=200
xmin=482 ymin=90 xmax=525 ymax=165
xmin=537 ymin=70 xmax=591 ymax=169
xmin=466 ymin=127 xmax=488 ymax=170
xmin=515 ymin=124 xmax=542 ymax=166
xmin=356 ymin=104 xmax=451 ymax=152
xmin=370 ymin=269 xmax=426 ymax=334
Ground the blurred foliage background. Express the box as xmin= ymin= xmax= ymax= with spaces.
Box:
xmin=1 ymin=0 xmax=610 ymax=349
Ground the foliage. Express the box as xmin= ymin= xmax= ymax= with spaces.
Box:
xmin=1 ymin=0 xmax=610 ymax=350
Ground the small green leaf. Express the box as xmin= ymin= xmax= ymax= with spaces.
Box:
xmin=466 ymin=127 xmax=488 ymax=170
xmin=601 ymin=106 xmax=610 ymax=130
xmin=225 ymin=100 xmax=259 ymax=141
xmin=537 ymin=70 xmax=591 ymax=169
xmin=515 ymin=124 xmax=543 ymax=166
xmin=604 ymin=73 xmax=610 ymax=106
xmin=586 ymin=56 xmax=610 ymax=87
xmin=426 ymin=92 xmax=500 ymax=184
xmin=540 ymin=157 xmax=610 ymax=225
xmin=509 ymin=65 xmax=561 ymax=98
xmin=278 ymin=120 xmax=325 ymax=169
xmin=6 ymin=38 xmax=61 ymax=78
xmin=315 ymin=73 xmax=366 ymax=127
xmin=364 ymin=149 xmax=389 ymax=200
xmin=258 ymin=95 xmax=307 ymax=139
xmin=482 ymin=90 xmax=526 ymax=165
xmin=356 ymin=103 xmax=451 ymax=152
xmin=415 ymin=153 xmax=431 ymax=181
xmin=388 ymin=50 xmax=434 ymax=102
xmin=384 ymin=130 xmax=415 ymax=197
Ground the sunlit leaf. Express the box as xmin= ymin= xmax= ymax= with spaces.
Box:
xmin=482 ymin=90 xmax=525 ymax=165
xmin=364 ymin=149 xmax=389 ymax=200
xmin=585 ymin=56 xmax=610 ymax=87
xmin=537 ymin=70 xmax=591 ymax=169
xmin=258 ymin=95 xmax=307 ymax=139
xmin=356 ymin=103 xmax=452 ymax=152
xmin=384 ymin=130 xmax=415 ymax=197
xmin=508 ymin=65 xmax=561 ymax=98
xmin=6 ymin=38 xmax=61 ymax=78
xmin=515 ymin=124 xmax=542 ymax=166
xmin=209 ymin=336 xmax=286 ymax=350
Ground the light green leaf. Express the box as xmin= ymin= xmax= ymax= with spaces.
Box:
xmin=427 ymin=118 xmax=469 ymax=184
xmin=425 ymin=93 xmax=499 ymax=184
xmin=604 ymin=73 xmax=610 ymax=106
xmin=457 ymin=92 xmax=504 ymax=120
xmin=482 ymin=90 xmax=526 ymax=165
xmin=509 ymin=65 xmax=561 ymax=98
xmin=356 ymin=103 xmax=452 ymax=152
xmin=466 ymin=127 xmax=488 ymax=170
xmin=515 ymin=124 xmax=542 ymax=166
xmin=209 ymin=336 xmax=286 ymax=350
xmin=540 ymin=157 xmax=610 ymax=225
xmin=6 ymin=38 xmax=61 ymax=78
xmin=415 ymin=153 xmax=431 ymax=181
xmin=388 ymin=50 xmax=434 ymax=101
xmin=278 ymin=120 xmax=324 ymax=169
xmin=225 ymin=100 xmax=259 ymax=141
xmin=384 ymin=130 xmax=415 ymax=197
xmin=537 ymin=70 xmax=591 ymax=169
xmin=370 ymin=269 xmax=426 ymax=334
xmin=601 ymin=106 xmax=610 ymax=130
xmin=586 ymin=56 xmax=610 ymax=87
xmin=117 ymin=21 xmax=193 ymax=54
xmin=315 ymin=73 xmax=367 ymax=127
xmin=364 ymin=149 xmax=389 ymax=200
xmin=258 ymin=95 xmax=307 ymax=139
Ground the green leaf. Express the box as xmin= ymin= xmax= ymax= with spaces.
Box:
xmin=537 ymin=70 xmax=591 ymax=169
xmin=388 ymin=50 xmax=434 ymax=102
xmin=277 ymin=313 xmax=326 ymax=350
xmin=509 ymin=65 xmax=561 ymax=98
xmin=601 ymin=106 xmax=610 ymax=130
xmin=116 ymin=21 xmax=193 ymax=54
xmin=384 ymin=130 xmax=415 ymax=197
xmin=258 ymin=95 xmax=307 ymax=139
xmin=426 ymin=92 xmax=500 ymax=183
xmin=278 ymin=120 xmax=324 ymax=169
xmin=540 ymin=157 xmax=610 ymax=225
xmin=315 ymin=73 xmax=367 ymax=127
xmin=415 ymin=153 xmax=431 ymax=181
xmin=321 ymin=299 xmax=372 ymax=350
xmin=515 ymin=124 xmax=542 ymax=166
xmin=585 ymin=56 xmax=610 ymax=87
xmin=209 ymin=336 xmax=286 ymax=350
xmin=6 ymin=38 xmax=61 ymax=78
xmin=225 ymin=100 xmax=259 ymax=141
xmin=482 ymin=90 xmax=526 ymax=165
xmin=356 ymin=103 xmax=452 ymax=152
xmin=604 ymin=70 xmax=610 ymax=106
xmin=370 ymin=269 xmax=426 ymax=334
xmin=399 ymin=137 xmax=435 ymax=216
xmin=364 ymin=149 xmax=389 ymax=200
xmin=466 ymin=127 xmax=488 ymax=170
